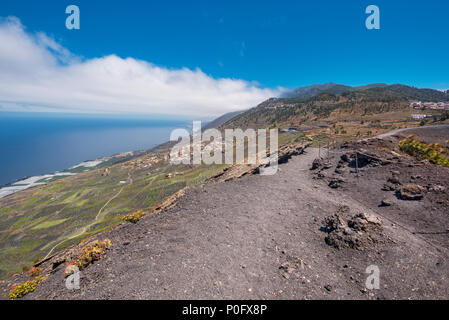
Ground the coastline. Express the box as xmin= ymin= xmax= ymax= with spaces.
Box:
xmin=0 ymin=151 xmax=139 ymax=199
xmin=0 ymin=128 xmax=182 ymax=199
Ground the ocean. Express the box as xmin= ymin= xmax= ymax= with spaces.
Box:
xmin=0 ymin=112 xmax=191 ymax=187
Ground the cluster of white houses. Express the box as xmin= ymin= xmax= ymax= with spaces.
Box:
xmin=410 ymin=101 xmax=449 ymax=111
xmin=411 ymin=114 xmax=434 ymax=120
xmin=410 ymin=101 xmax=449 ymax=120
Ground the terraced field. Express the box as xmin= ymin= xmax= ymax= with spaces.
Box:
xmin=0 ymin=150 xmax=225 ymax=279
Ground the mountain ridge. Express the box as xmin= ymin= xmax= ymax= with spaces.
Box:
xmin=220 ymin=83 xmax=449 ymax=129
xmin=281 ymin=82 xmax=388 ymax=99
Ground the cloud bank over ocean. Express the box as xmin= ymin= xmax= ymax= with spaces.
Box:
xmin=0 ymin=17 xmax=282 ymax=117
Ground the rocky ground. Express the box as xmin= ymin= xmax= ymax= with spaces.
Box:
xmin=316 ymin=126 xmax=449 ymax=251
xmin=1 ymin=126 xmax=448 ymax=300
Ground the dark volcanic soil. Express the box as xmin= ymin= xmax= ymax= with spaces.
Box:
xmin=2 ymin=126 xmax=448 ymax=300
xmin=335 ymin=126 xmax=449 ymax=250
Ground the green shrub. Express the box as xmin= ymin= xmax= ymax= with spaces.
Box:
xmin=8 ymin=276 xmax=44 ymax=300
xmin=64 ymin=239 xmax=112 ymax=277
xmin=122 ymin=209 xmax=146 ymax=223
xmin=76 ymin=239 xmax=111 ymax=270
xmin=399 ymin=135 xmax=449 ymax=167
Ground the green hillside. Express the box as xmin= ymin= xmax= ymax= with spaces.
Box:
xmin=0 ymin=151 xmax=225 ymax=280
xmin=222 ymin=85 xmax=449 ymax=130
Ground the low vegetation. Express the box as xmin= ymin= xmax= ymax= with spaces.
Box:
xmin=122 ymin=209 xmax=146 ymax=223
xmin=63 ymin=239 xmax=111 ymax=277
xmin=27 ymin=267 xmax=42 ymax=277
xmin=8 ymin=275 xmax=44 ymax=300
xmin=76 ymin=239 xmax=111 ymax=271
xmin=64 ymin=260 xmax=78 ymax=277
xmin=399 ymin=135 xmax=449 ymax=167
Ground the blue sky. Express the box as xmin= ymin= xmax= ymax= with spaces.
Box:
xmin=0 ymin=0 xmax=448 ymax=116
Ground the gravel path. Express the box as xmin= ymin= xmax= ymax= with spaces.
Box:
xmin=375 ymin=124 xmax=449 ymax=141
xmin=24 ymin=147 xmax=449 ymax=300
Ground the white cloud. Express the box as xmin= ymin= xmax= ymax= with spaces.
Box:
xmin=0 ymin=17 xmax=282 ymax=117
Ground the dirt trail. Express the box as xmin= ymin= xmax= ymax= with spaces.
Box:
xmin=24 ymin=146 xmax=448 ymax=300
xmin=42 ymin=171 xmax=133 ymax=260
xmin=375 ymin=124 xmax=449 ymax=140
